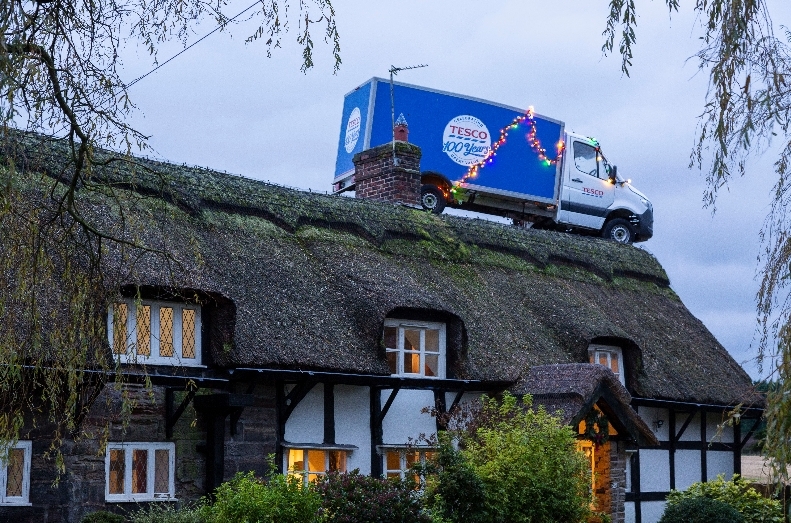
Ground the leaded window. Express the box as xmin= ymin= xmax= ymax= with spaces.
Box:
xmin=0 ymin=441 xmax=31 ymax=505
xmin=105 ymin=442 xmax=175 ymax=502
xmin=109 ymin=300 xmax=201 ymax=366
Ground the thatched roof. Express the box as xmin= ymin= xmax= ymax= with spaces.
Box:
xmin=522 ymin=363 xmax=658 ymax=446
xmin=4 ymin=133 xmax=758 ymax=406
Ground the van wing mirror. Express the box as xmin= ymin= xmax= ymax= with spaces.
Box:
xmin=609 ymin=165 xmax=618 ymax=183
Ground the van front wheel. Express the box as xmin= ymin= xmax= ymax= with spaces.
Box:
xmin=603 ymin=218 xmax=634 ymax=244
xmin=421 ymin=185 xmax=446 ymax=214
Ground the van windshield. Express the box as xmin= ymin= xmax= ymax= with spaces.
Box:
xmin=573 ymin=141 xmax=598 ymax=176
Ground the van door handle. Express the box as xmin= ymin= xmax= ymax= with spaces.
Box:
xmin=571 ymin=178 xmax=583 ymax=183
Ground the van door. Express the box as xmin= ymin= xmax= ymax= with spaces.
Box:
xmin=561 ymin=141 xmax=615 ymax=230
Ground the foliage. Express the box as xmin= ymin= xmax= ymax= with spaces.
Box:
xmin=426 ymin=393 xmax=591 ymax=523
xmin=665 ymin=474 xmax=783 ymax=523
xmin=601 ymin=0 xmax=791 ymax=482
xmin=0 ymin=0 xmax=340 ymax=461
xmin=421 ymin=436 xmax=488 ymax=523
xmin=80 ymin=512 xmax=126 ymax=523
xmin=128 ymin=502 xmax=203 ymax=523
xmin=198 ymin=471 xmax=322 ymax=523
xmin=659 ymin=496 xmax=745 ymax=523
xmin=316 ymin=470 xmax=430 ymax=523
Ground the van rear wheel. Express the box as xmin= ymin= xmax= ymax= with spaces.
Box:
xmin=603 ymin=218 xmax=634 ymax=244
xmin=421 ymin=185 xmax=446 ymax=214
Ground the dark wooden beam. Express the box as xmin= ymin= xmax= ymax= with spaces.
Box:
xmin=165 ymin=387 xmax=197 ymax=439
xmin=701 ymin=410 xmax=708 ymax=482
xmin=324 ymin=383 xmax=335 ymax=444
xmin=675 ymin=410 xmax=697 ymax=441
xmin=378 ymin=387 xmax=401 ymax=425
xmin=370 ymin=387 xmax=383 ymax=477
xmin=669 ymin=407 xmax=676 ymax=491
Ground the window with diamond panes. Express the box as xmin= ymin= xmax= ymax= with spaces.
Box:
xmin=105 ymin=443 xmax=175 ymax=501
xmin=286 ymin=449 xmax=348 ymax=486
xmin=0 ymin=441 xmax=31 ymax=505
xmin=108 ymin=300 xmax=201 ymax=366
xmin=383 ymin=320 xmax=445 ymax=378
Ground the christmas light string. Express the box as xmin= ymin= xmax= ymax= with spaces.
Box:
xmin=453 ymin=106 xmax=565 ymax=190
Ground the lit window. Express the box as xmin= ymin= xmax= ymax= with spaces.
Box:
xmin=383 ymin=448 xmax=435 ymax=482
xmin=383 ymin=320 xmax=445 ymax=378
xmin=105 ymin=442 xmax=175 ymax=502
xmin=588 ymin=345 xmax=624 ymax=386
xmin=0 ymin=441 xmax=31 ymax=505
xmin=286 ymin=449 xmax=348 ymax=485
xmin=108 ymin=300 xmax=201 ymax=366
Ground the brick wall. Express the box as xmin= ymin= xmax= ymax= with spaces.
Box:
xmin=609 ymin=441 xmax=627 ymax=523
xmin=1 ymin=382 xmax=277 ymax=523
xmin=353 ymin=141 xmax=421 ymax=206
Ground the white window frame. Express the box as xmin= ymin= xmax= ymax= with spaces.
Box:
xmin=383 ymin=319 xmax=446 ymax=379
xmin=588 ymin=344 xmax=625 ymax=386
xmin=105 ymin=442 xmax=176 ymax=502
xmin=107 ymin=299 xmax=202 ymax=366
xmin=0 ymin=441 xmax=32 ymax=506
xmin=284 ymin=447 xmax=350 ymax=486
xmin=381 ymin=447 xmax=435 ymax=482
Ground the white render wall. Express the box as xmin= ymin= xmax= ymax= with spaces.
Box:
xmin=335 ymin=385 xmax=372 ymax=474
xmin=626 ymin=406 xmax=738 ymax=523
xmin=381 ymin=389 xmax=437 ymax=444
xmin=284 ymin=383 xmax=324 ymax=444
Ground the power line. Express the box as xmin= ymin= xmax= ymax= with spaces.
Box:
xmin=125 ymin=0 xmax=261 ymax=89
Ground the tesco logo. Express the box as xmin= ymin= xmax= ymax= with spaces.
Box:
xmin=583 ymin=187 xmax=605 ymax=197
xmin=442 ymin=115 xmax=491 ymax=166
xmin=448 ymin=125 xmax=488 ymax=140
xmin=344 ymin=107 xmax=361 ymax=153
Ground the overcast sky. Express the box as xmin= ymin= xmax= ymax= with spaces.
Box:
xmin=117 ymin=0 xmax=791 ymax=380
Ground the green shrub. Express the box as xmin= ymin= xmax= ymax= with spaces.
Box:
xmin=665 ymin=474 xmax=782 ymax=523
xmin=316 ymin=470 xmax=429 ymax=523
xmin=128 ymin=503 xmax=203 ymax=523
xmin=425 ymin=393 xmax=591 ymax=523
xmin=81 ymin=511 xmax=125 ymax=523
xmin=659 ymin=496 xmax=744 ymax=523
xmin=198 ymin=471 xmax=321 ymax=523
xmin=422 ymin=437 xmax=488 ymax=523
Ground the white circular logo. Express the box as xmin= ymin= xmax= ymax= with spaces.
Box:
xmin=344 ymin=107 xmax=362 ymax=153
xmin=442 ymin=115 xmax=491 ymax=166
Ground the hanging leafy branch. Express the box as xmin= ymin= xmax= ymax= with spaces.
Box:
xmin=603 ymin=0 xmax=791 ymax=482
xmin=0 ymin=0 xmax=340 ymax=462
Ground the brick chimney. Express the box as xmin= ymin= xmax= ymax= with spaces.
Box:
xmin=353 ymin=120 xmax=421 ymax=206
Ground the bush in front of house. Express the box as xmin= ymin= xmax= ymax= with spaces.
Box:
xmin=664 ymin=474 xmax=782 ymax=523
xmin=421 ymin=436 xmax=488 ymax=523
xmin=198 ymin=471 xmax=322 ymax=523
xmin=424 ymin=393 xmax=592 ymax=523
xmin=659 ymin=496 xmax=744 ymax=523
xmin=128 ymin=502 xmax=203 ymax=523
xmin=316 ymin=470 xmax=430 ymax=523
xmin=81 ymin=511 xmax=125 ymax=523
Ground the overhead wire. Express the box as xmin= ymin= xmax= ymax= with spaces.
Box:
xmin=125 ymin=0 xmax=261 ymax=89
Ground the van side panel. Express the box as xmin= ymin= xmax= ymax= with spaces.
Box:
xmin=368 ymin=81 xmax=563 ymax=202
xmin=334 ymin=80 xmax=374 ymax=181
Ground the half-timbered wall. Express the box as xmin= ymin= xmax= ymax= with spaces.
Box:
xmin=625 ymin=402 xmax=743 ymax=523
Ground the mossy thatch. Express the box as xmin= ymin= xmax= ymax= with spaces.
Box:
xmin=2 ymin=132 xmax=757 ymax=406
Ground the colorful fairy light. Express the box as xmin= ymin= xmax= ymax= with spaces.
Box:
xmin=454 ymin=106 xmax=565 ymax=189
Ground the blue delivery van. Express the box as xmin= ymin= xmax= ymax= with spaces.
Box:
xmin=333 ymin=78 xmax=653 ymax=243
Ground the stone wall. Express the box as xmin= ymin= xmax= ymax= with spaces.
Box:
xmin=609 ymin=441 xmax=627 ymax=523
xmin=0 ymin=381 xmax=277 ymax=523
xmin=353 ymin=142 xmax=421 ymax=206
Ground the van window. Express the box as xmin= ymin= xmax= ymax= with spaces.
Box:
xmin=574 ymin=142 xmax=598 ymax=177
